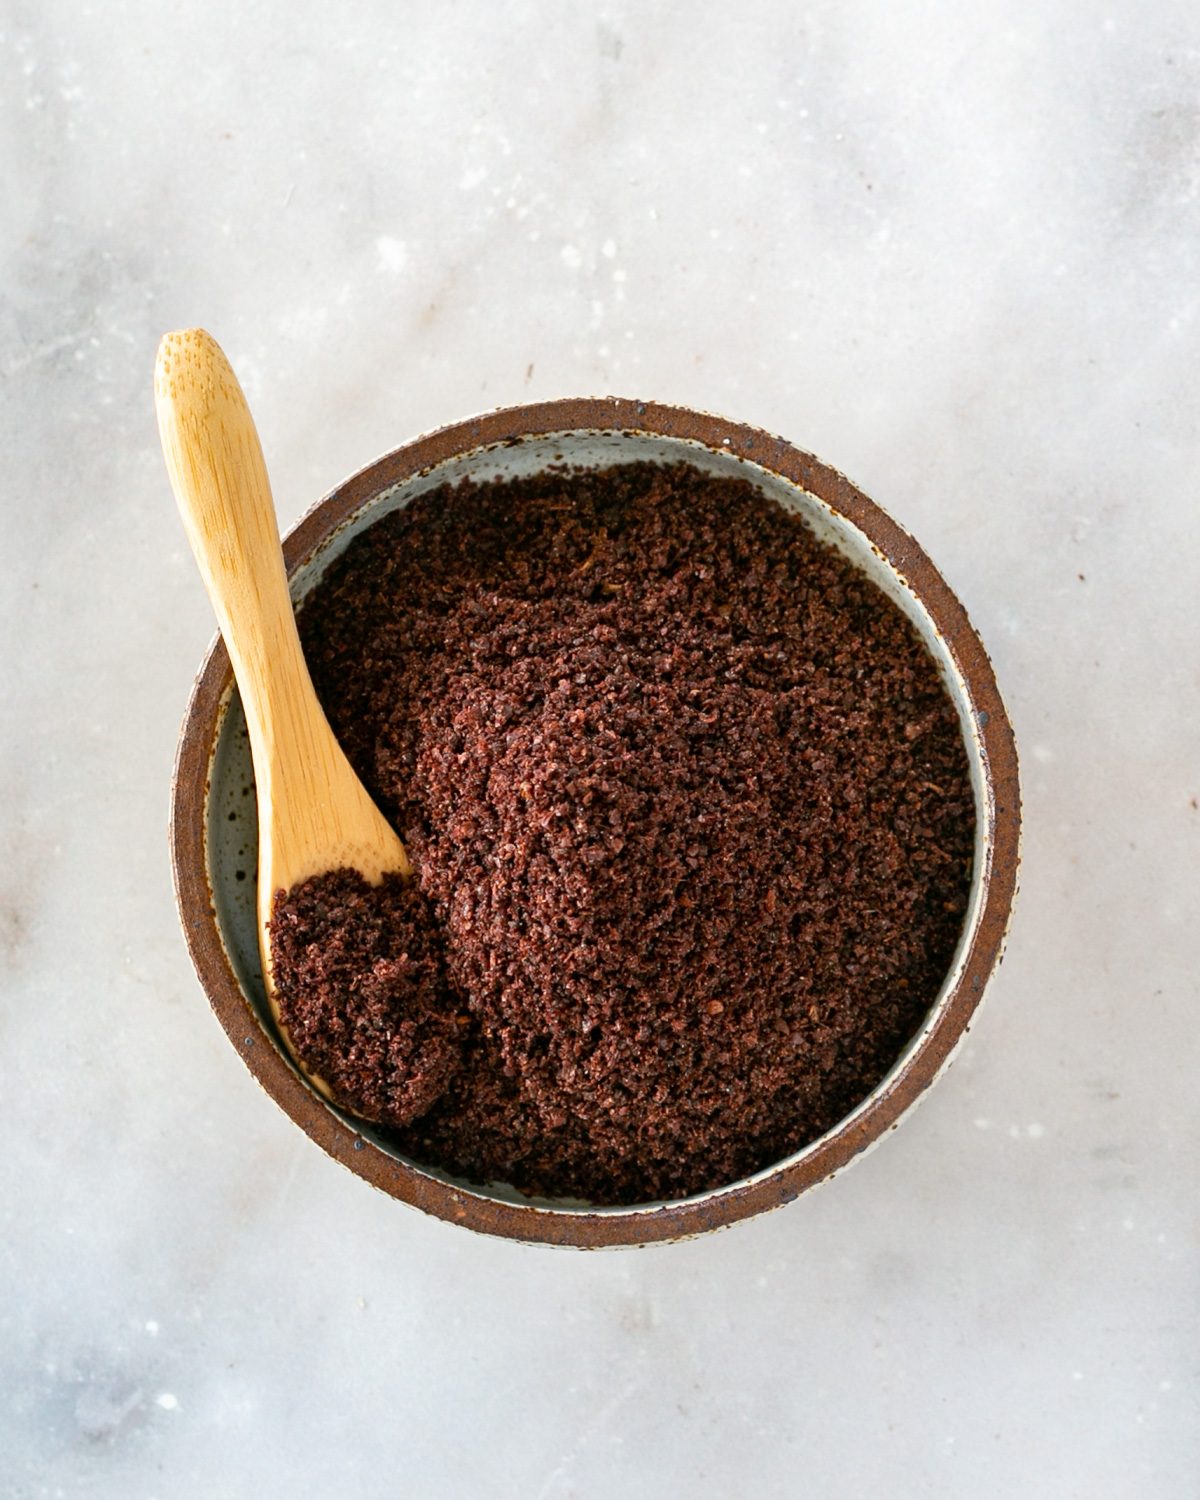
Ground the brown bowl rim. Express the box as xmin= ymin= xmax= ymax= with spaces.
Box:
xmin=170 ymin=397 xmax=1021 ymax=1248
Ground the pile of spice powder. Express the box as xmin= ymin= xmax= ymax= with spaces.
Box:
xmin=268 ymin=462 xmax=974 ymax=1205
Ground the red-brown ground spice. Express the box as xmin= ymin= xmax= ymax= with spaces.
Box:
xmin=269 ymin=462 xmax=974 ymax=1204
xmin=269 ymin=871 xmax=462 ymax=1127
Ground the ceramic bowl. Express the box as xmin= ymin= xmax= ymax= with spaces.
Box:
xmin=171 ymin=398 xmax=1020 ymax=1247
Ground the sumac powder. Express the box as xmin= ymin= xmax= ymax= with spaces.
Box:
xmin=268 ymin=462 xmax=974 ymax=1204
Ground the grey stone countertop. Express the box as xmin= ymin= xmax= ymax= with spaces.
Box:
xmin=2 ymin=2 xmax=1196 ymax=1495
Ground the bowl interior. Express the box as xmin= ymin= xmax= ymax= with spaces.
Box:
xmin=204 ymin=428 xmax=992 ymax=1215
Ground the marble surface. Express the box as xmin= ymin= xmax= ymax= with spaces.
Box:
xmin=2 ymin=1 xmax=1197 ymax=1494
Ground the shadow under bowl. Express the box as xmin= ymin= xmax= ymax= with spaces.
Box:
xmin=171 ymin=398 xmax=1020 ymax=1248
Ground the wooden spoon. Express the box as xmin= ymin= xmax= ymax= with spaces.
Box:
xmin=155 ymin=328 xmax=410 ymax=1098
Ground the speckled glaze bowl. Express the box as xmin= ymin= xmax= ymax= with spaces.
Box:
xmin=171 ymin=399 xmax=1020 ymax=1247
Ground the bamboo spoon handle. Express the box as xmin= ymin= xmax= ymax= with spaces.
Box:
xmin=154 ymin=329 xmax=315 ymax=786
xmin=154 ymin=328 xmax=411 ymax=911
